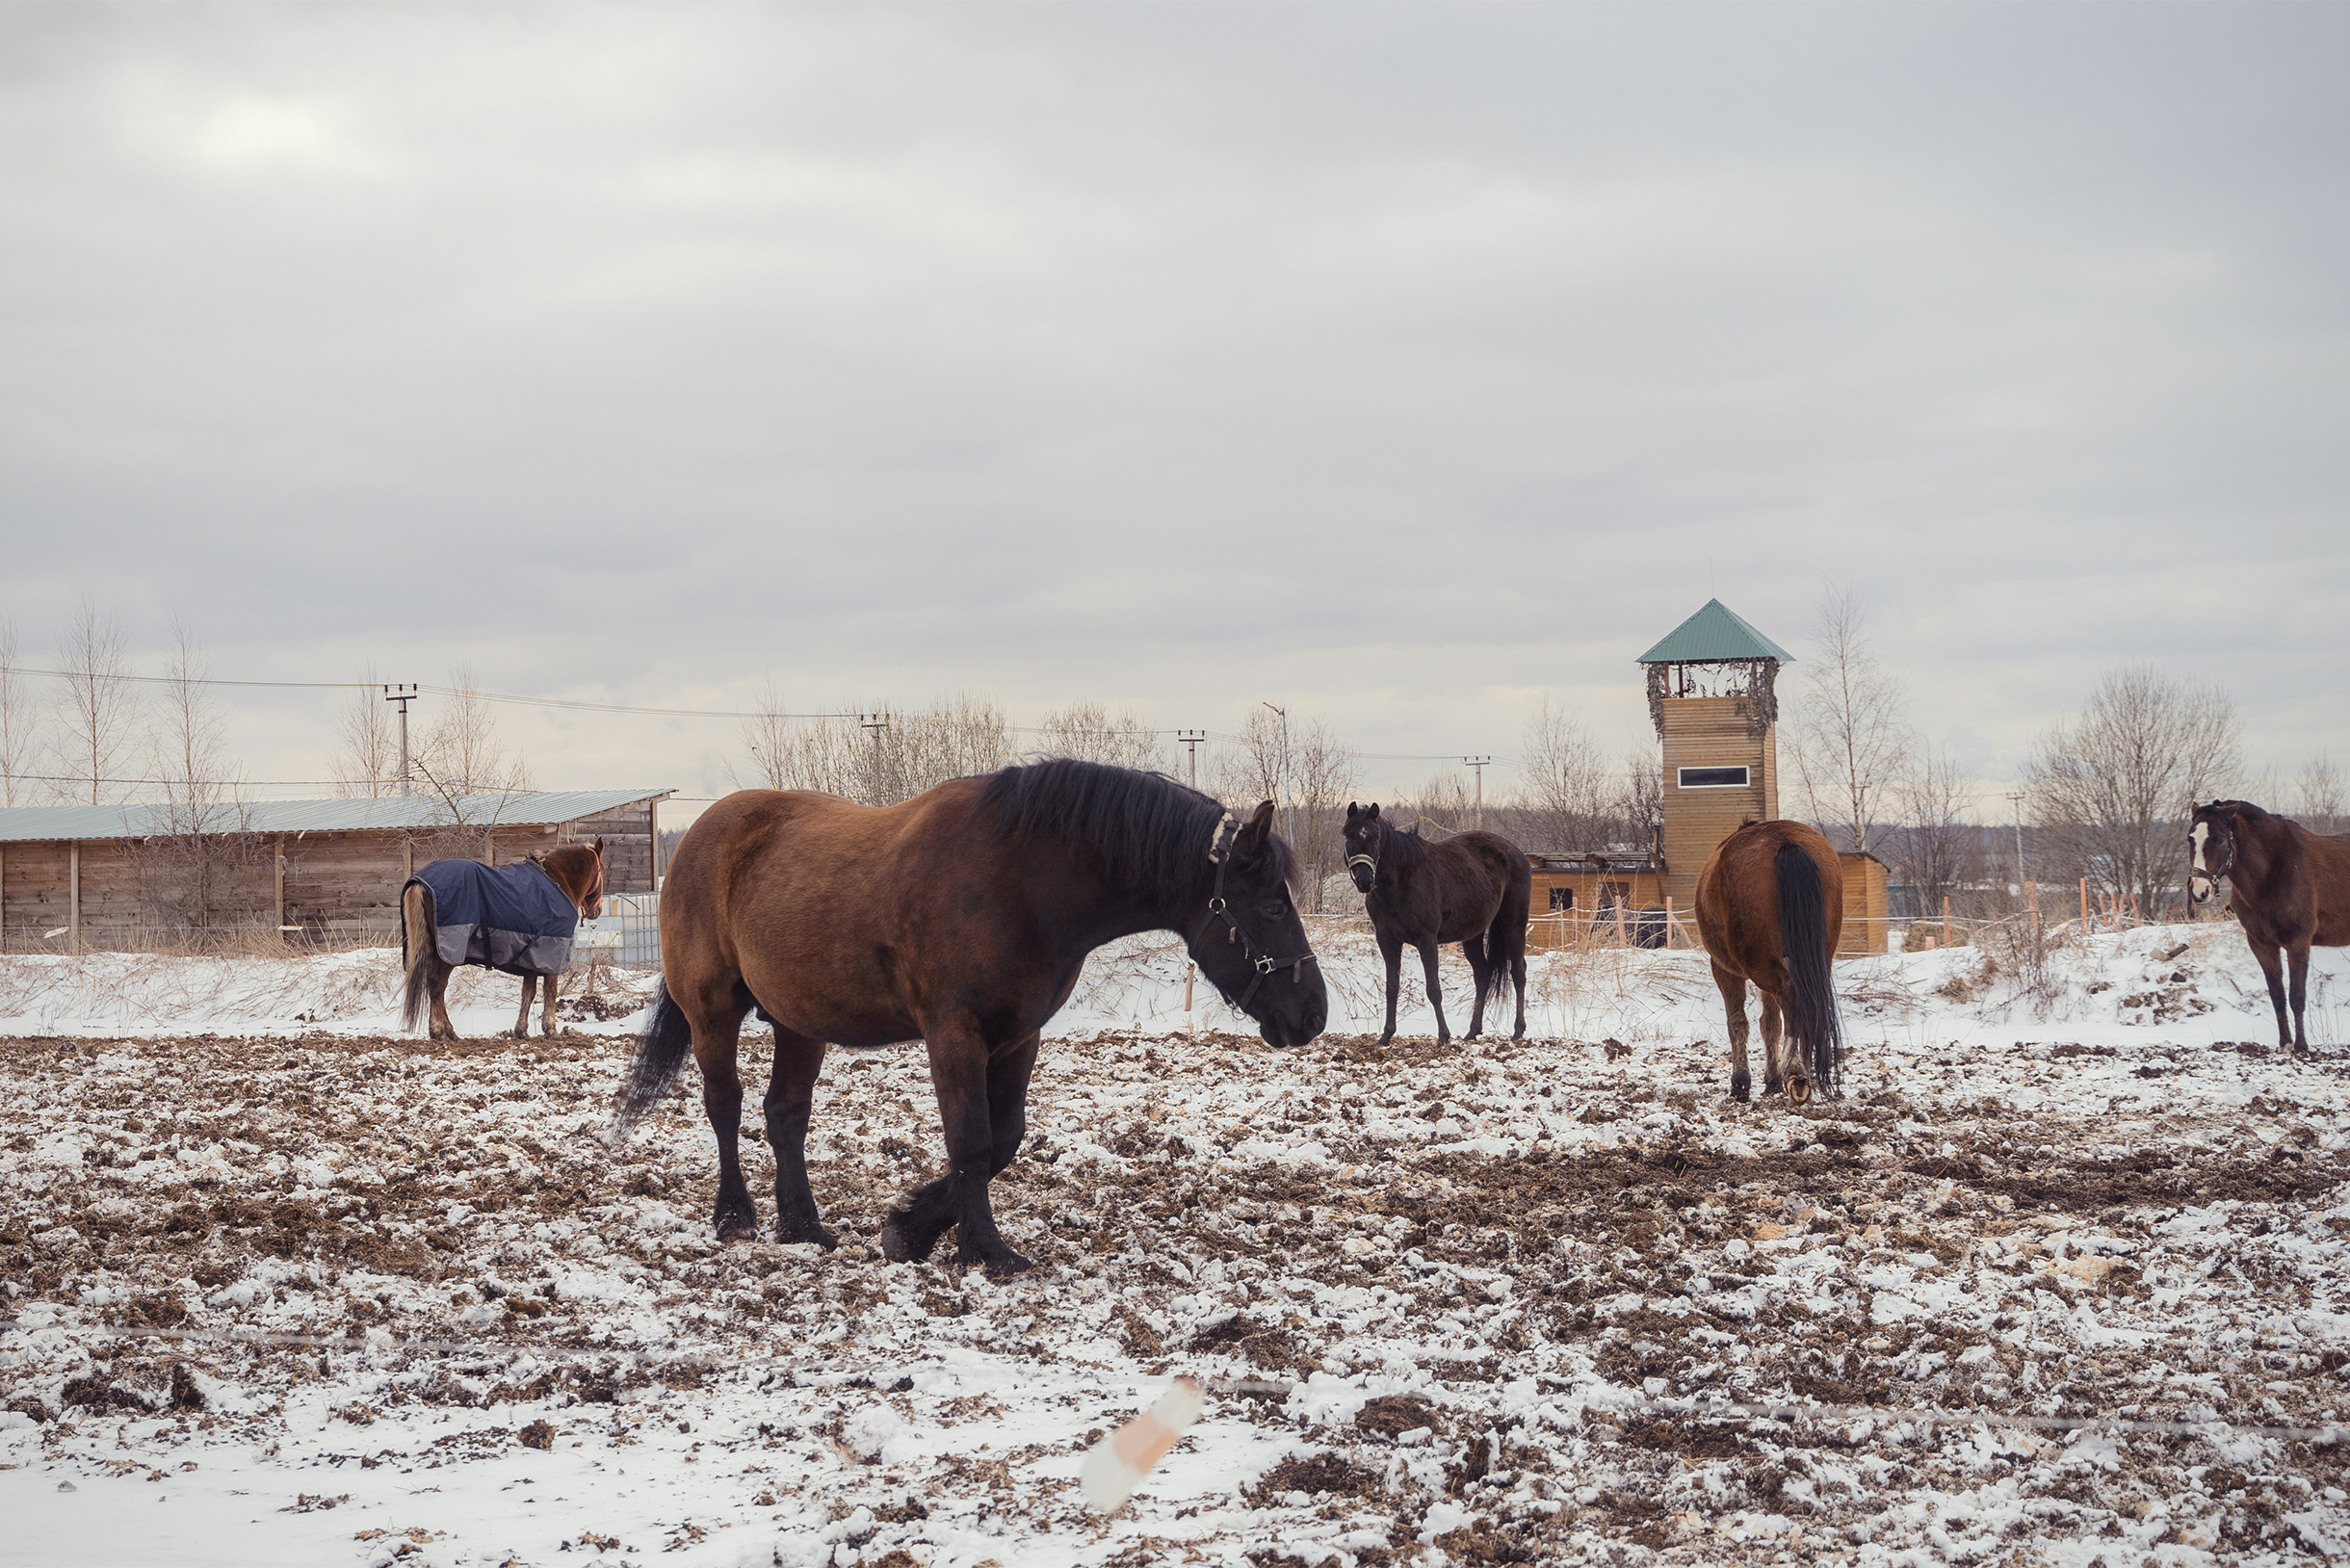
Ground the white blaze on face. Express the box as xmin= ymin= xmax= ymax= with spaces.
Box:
xmin=2191 ymin=821 xmax=2210 ymax=872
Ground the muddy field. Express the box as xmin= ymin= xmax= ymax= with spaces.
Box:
xmin=4 ymin=1019 xmax=2349 ymax=1566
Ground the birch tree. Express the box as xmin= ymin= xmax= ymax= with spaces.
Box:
xmin=1517 ymin=698 xmax=1613 ymax=850
xmin=1031 ymin=702 xmax=1165 ymax=772
xmin=333 ymin=660 xmax=403 ymax=798
xmin=1788 ymin=585 xmax=1911 ymax=853
xmin=46 ymin=596 xmax=139 ymax=804
xmin=0 ymin=615 xmax=36 ymax=806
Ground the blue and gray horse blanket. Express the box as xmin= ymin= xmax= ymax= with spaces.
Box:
xmin=403 ymin=859 xmax=580 ymax=979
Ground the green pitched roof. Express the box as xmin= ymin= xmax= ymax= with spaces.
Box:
xmin=1634 ymin=599 xmax=1795 ymax=665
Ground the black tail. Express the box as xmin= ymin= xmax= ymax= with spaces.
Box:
xmin=614 ymin=980 xmax=693 ymax=1134
xmin=1775 ymin=841 xmax=1843 ymax=1096
xmin=1481 ymin=859 xmax=1532 ymax=1014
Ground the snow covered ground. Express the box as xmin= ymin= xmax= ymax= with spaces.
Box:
xmin=3 ymin=923 xmax=2348 ymax=1566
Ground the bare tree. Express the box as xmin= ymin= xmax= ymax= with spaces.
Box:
xmin=333 ymin=659 xmax=402 ymax=798
xmin=750 ymin=694 xmax=1012 ymax=807
xmin=46 ymin=595 xmax=140 ymax=804
xmin=417 ymin=667 xmax=534 ymax=799
xmin=2024 ymin=663 xmax=2241 ymax=912
xmin=1285 ymin=719 xmax=1359 ymax=911
xmin=1616 ymin=744 xmax=1663 ymax=848
xmin=1788 ymin=584 xmax=1911 ymax=853
xmin=2296 ymin=755 xmax=2345 ymax=836
xmin=1214 ymin=706 xmax=1287 ymax=807
xmin=1397 ymin=770 xmax=1475 ymax=836
xmin=1889 ymin=743 xmax=1977 ymax=914
xmin=1030 ymin=702 xmax=1165 ymax=772
xmin=728 ymin=679 xmax=798 ymax=792
xmin=130 ymin=620 xmax=267 ymax=936
xmin=0 ymin=615 xmax=36 ymax=806
xmin=1517 ymin=698 xmax=1612 ymax=850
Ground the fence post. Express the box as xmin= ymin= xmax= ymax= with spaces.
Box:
xmin=1943 ymin=895 xmax=1951 ymax=950
xmin=2079 ymin=878 xmax=2089 ymax=939
xmin=1664 ymin=897 xmax=1675 ymax=949
xmin=68 ymin=841 xmax=80 ymax=955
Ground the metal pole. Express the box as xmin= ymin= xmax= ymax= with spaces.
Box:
xmin=1178 ymin=730 xmax=1206 ymax=790
xmin=384 ymin=685 xmax=418 ymax=797
xmin=1464 ymin=756 xmax=1491 ymax=831
xmin=860 ymin=713 xmax=889 ymax=801
xmin=2005 ymin=791 xmax=2026 ymax=899
xmin=1263 ymin=703 xmax=1289 ymax=845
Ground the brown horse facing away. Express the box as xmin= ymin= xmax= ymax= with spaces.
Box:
xmin=2190 ymin=799 xmax=2350 ymax=1055
xmin=614 ymin=760 xmax=1328 ymax=1274
xmin=400 ymin=841 xmax=607 ymax=1041
xmin=1341 ymin=803 xmax=1531 ymax=1046
xmin=1695 ymin=819 xmax=1845 ymax=1104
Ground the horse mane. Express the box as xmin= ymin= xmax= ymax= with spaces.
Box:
xmin=1378 ymin=816 xmax=1427 ymax=868
xmin=979 ymin=758 xmax=1300 ymax=899
xmin=2207 ymin=798 xmax=2271 ymax=823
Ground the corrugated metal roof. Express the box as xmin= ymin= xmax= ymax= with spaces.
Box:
xmin=0 ymin=789 xmax=671 ymax=844
xmin=1634 ymin=598 xmax=1796 ymax=665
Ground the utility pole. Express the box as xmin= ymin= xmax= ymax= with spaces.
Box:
xmin=1178 ymin=730 xmax=1207 ymax=790
xmin=2005 ymin=791 xmax=2027 ymax=895
xmin=1263 ymin=702 xmax=1290 ymax=846
xmin=859 ymin=713 xmax=889 ymax=803
xmin=383 ymin=684 xmax=418 ymax=797
xmin=1464 ymin=756 xmax=1491 ymax=831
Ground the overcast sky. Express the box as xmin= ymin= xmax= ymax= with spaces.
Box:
xmin=3 ymin=2 xmax=2344 ymax=812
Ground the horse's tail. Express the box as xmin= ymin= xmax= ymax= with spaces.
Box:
xmin=1481 ymin=852 xmax=1533 ymax=1010
xmin=1775 ymin=840 xmax=1843 ymax=1096
xmin=614 ymin=979 xmax=692 ymax=1135
xmin=399 ymin=880 xmax=434 ymax=1033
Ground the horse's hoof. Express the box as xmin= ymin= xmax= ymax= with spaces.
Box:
xmin=970 ymin=1245 xmax=1034 ymax=1276
xmin=1788 ymin=1078 xmax=1813 ymax=1106
xmin=879 ymin=1218 xmax=932 ymax=1264
xmin=1762 ymin=1080 xmax=1784 ymax=1098
xmin=777 ymin=1218 xmax=838 ymax=1250
xmin=1374 ymin=1033 xmax=1396 ymax=1049
xmin=1730 ymin=1075 xmax=1750 ymax=1103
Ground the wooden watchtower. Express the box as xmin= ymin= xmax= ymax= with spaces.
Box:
xmin=1635 ymin=599 xmax=1792 ymax=918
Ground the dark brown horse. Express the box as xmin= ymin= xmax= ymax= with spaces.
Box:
xmin=2189 ymin=799 xmax=2350 ymax=1055
xmin=400 ymin=840 xmax=606 ymax=1040
xmin=1342 ymin=803 xmax=1532 ymax=1047
xmin=614 ymin=760 xmax=1327 ymax=1274
xmin=1695 ymin=820 xmax=1843 ymax=1104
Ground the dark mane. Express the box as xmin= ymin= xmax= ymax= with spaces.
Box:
xmin=979 ymin=758 xmax=1299 ymax=901
xmin=1378 ymin=816 xmax=1427 ymax=867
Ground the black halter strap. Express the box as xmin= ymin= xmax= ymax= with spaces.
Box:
xmin=1190 ymin=813 xmax=1318 ymax=1011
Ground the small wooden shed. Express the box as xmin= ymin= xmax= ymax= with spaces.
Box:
xmin=0 ymin=788 xmax=670 ymax=952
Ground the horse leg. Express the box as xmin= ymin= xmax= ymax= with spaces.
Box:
xmin=540 ymin=971 xmax=559 ymax=1037
xmin=428 ymin=959 xmax=457 ymax=1042
xmin=2288 ymin=942 xmax=2312 ymax=1056
xmin=1377 ymin=929 xmax=1405 ymax=1048
xmin=1462 ymin=934 xmax=1490 ymax=1040
xmin=763 ymin=1025 xmax=835 ymax=1248
xmin=1422 ymin=941 xmax=1452 ymax=1047
xmin=1510 ymin=950 xmax=1528 ymax=1040
xmin=1714 ymin=961 xmax=1752 ymax=1102
xmin=886 ymin=1018 xmax=1031 ymax=1274
xmin=685 ymin=1002 xmax=758 ymax=1242
xmin=2249 ymin=938 xmax=2292 ymax=1052
xmin=512 ymin=975 xmax=535 ymax=1039
xmin=1762 ymin=988 xmax=1805 ymax=1102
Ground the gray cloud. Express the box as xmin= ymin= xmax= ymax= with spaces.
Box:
xmin=1 ymin=3 xmax=2343 ymax=802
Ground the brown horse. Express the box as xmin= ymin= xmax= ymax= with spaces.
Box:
xmin=400 ymin=841 xmax=606 ymax=1040
xmin=1695 ymin=820 xmax=1844 ymax=1104
xmin=2189 ymin=799 xmax=2350 ymax=1055
xmin=614 ymin=760 xmax=1327 ymax=1274
xmin=1342 ymin=803 xmax=1531 ymax=1046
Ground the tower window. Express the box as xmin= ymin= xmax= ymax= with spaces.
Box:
xmin=1678 ymin=766 xmax=1751 ymax=789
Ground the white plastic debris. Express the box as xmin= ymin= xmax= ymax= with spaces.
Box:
xmin=1081 ymin=1377 xmax=1204 ymax=1513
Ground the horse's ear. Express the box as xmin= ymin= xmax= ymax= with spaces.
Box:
xmin=1237 ymin=799 xmax=1275 ymax=849
xmin=591 ymin=836 xmax=605 ymax=857
xmin=1367 ymin=802 xmax=1380 ymax=820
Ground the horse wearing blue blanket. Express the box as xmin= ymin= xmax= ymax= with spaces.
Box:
xmin=400 ymin=841 xmax=606 ymax=1040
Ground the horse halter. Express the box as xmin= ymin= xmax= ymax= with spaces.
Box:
xmin=1345 ymin=835 xmax=1379 ymax=885
xmin=1191 ymin=813 xmax=1318 ymax=1011
xmin=2189 ymin=813 xmax=2234 ymax=902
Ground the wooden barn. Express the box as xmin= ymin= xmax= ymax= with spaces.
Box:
xmin=1521 ymin=599 xmax=1890 ymax=954
xmin=0 ymin=788 xmax=670 ymax=953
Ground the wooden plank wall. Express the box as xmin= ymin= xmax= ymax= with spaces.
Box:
xmin=555 ymin=801 xmax=658 ymax=894
xmin=1837 ymin=852 xmax=1890 ymax=956
xmin=0 ymin=799 xmax=663 ymax=945
xmin=1658 ymin=696 xmax=1777 ymax=911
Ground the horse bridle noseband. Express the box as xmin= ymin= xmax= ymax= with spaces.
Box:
xmin=1190 ymin=812 xmax=1318 ymax=1010
xmin=2190 ymin=812 xmax=2234 ymax=901
xmin=1345 ymin=831 xmax=1378 ymax=885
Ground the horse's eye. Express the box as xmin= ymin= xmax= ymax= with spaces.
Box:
xmin=1259 ymin=900 xmax=1287 ymax=919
